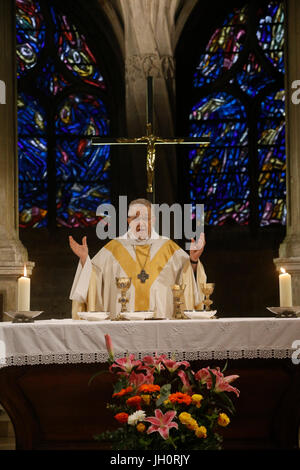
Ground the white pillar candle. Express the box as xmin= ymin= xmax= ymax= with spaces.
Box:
xmin=279 ymin=268 xmax=292 ymax=307
xmin=18 ymin=265 xmax=30 ymax=311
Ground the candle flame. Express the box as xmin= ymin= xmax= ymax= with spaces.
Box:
xmin=280 ymin=267 xmax=286 ymax=274
xmin=24 ymin=264 xmax=27 ymax=277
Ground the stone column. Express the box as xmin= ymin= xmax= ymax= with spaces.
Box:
xmin=0 ymin=0 xmax=34 ymax=320
xmin=274 ymin=0 xmax=300 ymax=305
xmin=119 ymin=0 xmax=179 ymax=204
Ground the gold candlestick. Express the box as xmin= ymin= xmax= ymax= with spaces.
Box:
xmin=200 ymin=283 xmax=215 ymax=311
xmin=171 ymin=284 xmax=187 ymax=319
xmin=115 ymin=277 xmax=131 ymax=320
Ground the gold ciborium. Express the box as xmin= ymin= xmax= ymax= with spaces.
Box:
xmin=115 ymin=277 xmax=131 ymax=320
xmin=200 ymin=283 xmax=215 ymax=311
xmin=171 ymin=284 xmax=187 ymax=319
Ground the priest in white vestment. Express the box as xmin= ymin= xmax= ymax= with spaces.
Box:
xmin=69 ymin=199 xmax=207 ymax=319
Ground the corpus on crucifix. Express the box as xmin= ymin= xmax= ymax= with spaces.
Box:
xmin=90 ymin=76 xmax=210 ymax=203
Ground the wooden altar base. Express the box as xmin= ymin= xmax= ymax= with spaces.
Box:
xmin=0 ymin=358 xmax=299 ymax=450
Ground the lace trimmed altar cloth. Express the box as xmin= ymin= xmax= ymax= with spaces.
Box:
xmin=0 ymin=317 xmax=299 ymax=368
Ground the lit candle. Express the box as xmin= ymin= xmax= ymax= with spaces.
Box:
xmin=18 ymin=265 xmax=30 ymax=311
xmin=279 ymin=267 xmax=292 ymax=307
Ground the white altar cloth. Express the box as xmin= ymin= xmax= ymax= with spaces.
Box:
xmin=0 ymin=317 xmax=299 ymax=368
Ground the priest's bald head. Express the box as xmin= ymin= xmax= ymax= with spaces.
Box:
xmin=127 ymin=198 xmax=155 ymax=240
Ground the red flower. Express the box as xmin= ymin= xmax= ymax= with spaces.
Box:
xmin=126 ymin=395 xmax=142 ymax=409
xmin=168 ymin=392 xmax=192 ymax=405
xmin=114 ymin=412 xmax=129 ymax=424
xmin=112 ymin=386 xmax=133 ymax=398
xmin=138 ymin=384 xmax=160 ymax=394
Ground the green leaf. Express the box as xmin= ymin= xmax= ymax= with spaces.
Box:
xmin=221 ymin=360 xmax=228 ymax=373
xmin=113 ymin=377 xmax=128 ymax=394
xmin=215 ymin=391 xmax=236 ymax=415
xmin=208 ymin=369 xmax=216 ymax=390
xmin=156 ymin=383 xmax=171 ymax=407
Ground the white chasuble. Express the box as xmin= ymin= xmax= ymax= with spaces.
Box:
xmin=70 ymin=235 xmax=207 ymax=319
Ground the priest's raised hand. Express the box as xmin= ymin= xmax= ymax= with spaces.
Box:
xmin=69 ymin=235 xmax=88 ymax=266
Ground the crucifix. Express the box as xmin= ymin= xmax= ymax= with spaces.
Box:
xmin=91 ymin=77 xmax=209 ymax=203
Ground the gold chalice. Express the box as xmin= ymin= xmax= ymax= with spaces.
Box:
xmin=115 ymin=277 xmax=131 ymax=320
xmin=200 ymin=283 xmax=215 ymax=311
xmin=171 ymin=284 xmax=187 ymax=319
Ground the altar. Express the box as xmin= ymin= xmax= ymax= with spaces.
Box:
xmin=0 ymin=317 xmax=299 ymax=450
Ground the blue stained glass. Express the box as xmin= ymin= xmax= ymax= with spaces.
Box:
xmin=258 ymin=119 xmax=285 ymax=146
xmin=190 ymin=121 xmax=248 ymax=147
xmin=17 ymin=92 xmax=47 ymax=136
xmin=19 ymin=181 xmax=48 ymax=228
xmin=190 ymin=1 xmax=285 ymax=227
xmin=190 ymin=93 xmax=248 ymax=147
xmin=190 ymin=147 xmax=248 ymax=174
xmin=256 ymin=1 xmax=284 ymax=73
xmin=17 ymin=3 xmax=110 ymax=228
xmin=190 ymin=171 xmax=250 ymax=200
xmin=257 ymin=88 xmax=286 ymax=226
xmin=55 ymin=94 xmax=110 ymax=226
xmin=190 ymin=93 xmax=247 ymax=121
xmin=194 ymin=7 xmax=247 ymax=87
xmin=18 ymin=137 xmax=47 ymax=181
xmin=258 ymin=170 xmax=286 ymax=198
xmin=16 ymin=0 xmax=46 ymax=77
xmin=189 ymin=92 xmax=249 ymax=225
xmin=236 ymin=53 xmax=276 ymax=97
xmin=260 ymin=89 xmax=285 ymax=118
xmin=56 ymin=182 xmax=110 ymax=228
xmin=36 ymin=59 xmax=71 ymax=96
xmin=258 ymin=144 xmax=285 ymax=172
xmin=50 ymin=7 xmax=105 ymax=89
xmin=55 ymin=94 xmax=109 ymax=135
xmin=259 ymin=198 xmax=286 ymax=226
xmin=198 ymin=200 xmax=250 ymax=226
xmin=56 ymin=138 xmax=110 ymax=182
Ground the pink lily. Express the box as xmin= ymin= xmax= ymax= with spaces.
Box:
xmin=195 ymin=366 xmax=223 ymax=385
xmin=129 ymin=370 xmax=154 ymax=388
xmin=214 ymin=374 xmax=240 ymax=397
xmin=145 ymin=409 xmax=178 ymax=440
xmin=110 ymin=354 xmax=142 ymax=374
xmin=177 ymin=370 xmax=193 ymax=394
xmin=141 ymin=355 xmax=167 ymax=373
xmin=163 ymin=359 xmax=190 ymax=373
xmin=195 ymin=367 xmax=239 ymax=396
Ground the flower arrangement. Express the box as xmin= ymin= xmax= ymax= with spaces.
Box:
xmin=93 ymin=334 xmax=240 ymax=450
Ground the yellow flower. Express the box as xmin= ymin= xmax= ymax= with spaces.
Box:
xmin=163 ymin=399 xmax=170 ymax=405
xmin=218 ymin=413 xmax=230 ymax=427
xmin=195 ymin=426 xmax=207 ymax=439
xmin=179 ymin=412 xmax=198 ymax=430
xmin=179 ymin=412 xmax=192 ymax=424
xmin=191 ymin=394 xmax=203 ymax=408
xmin=136 ymin=423 xmax=146 ymax=433
xmin=141 ymin=394 xmax=151 ymax=406
xmin=186 ymin=418 xmax=198 ymax=431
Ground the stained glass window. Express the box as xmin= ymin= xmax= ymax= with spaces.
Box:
xmin=16 ymin=0 xmax=111 ymax=228
xmin=189 ymin=0 xmax=285 ymax=227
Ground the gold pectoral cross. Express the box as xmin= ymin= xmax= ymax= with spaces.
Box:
xmin=137 ymin=269 xmax=149 ymax=283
